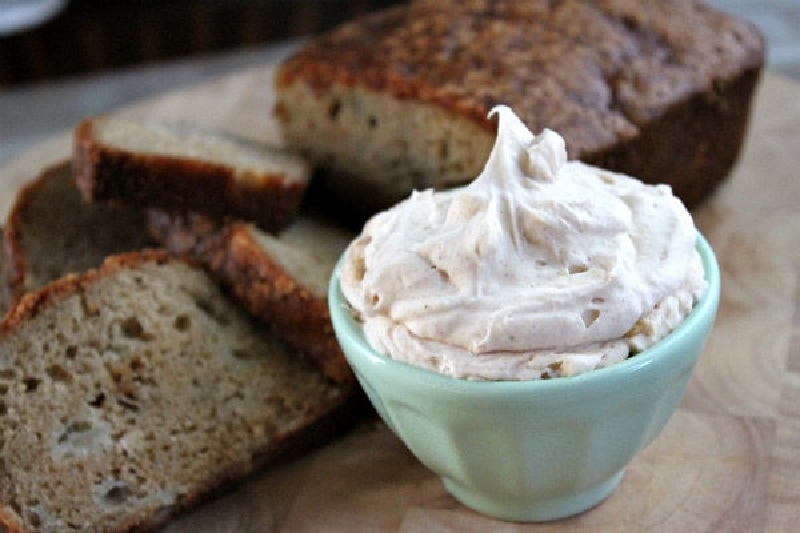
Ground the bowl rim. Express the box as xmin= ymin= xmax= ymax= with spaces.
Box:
xmin=329 ymin=233 xmax=720 ymax=393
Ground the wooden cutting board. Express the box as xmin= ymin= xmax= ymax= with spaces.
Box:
xmin=1 ymin=66 xmax=799 ymax=532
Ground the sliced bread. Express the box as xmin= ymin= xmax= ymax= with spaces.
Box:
xmin=0 ymin=250 xmax=353 ymax=533
xmin=0 ymin=227 xmax=7 ymax=317
xmin=72 ymin=116 xmax=311 ymax=233
xmin=3 ymin=161 xmax=153 ymax=306
xmin=147 ymin=209 xmax=356 ymax=385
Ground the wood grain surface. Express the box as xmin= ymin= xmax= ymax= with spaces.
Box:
xmin=1 ymin=67 xmax=798 ymax=532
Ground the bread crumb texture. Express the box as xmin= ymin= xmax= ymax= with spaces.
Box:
xmin=4 ymin=162 xmax=152 ymax=303
xmin=276 ymin=0 xmax=765 ymax=211
xmin=91 ymin=118 xmax=308 ymax=184
xmin=278 ymin=0 xmax=763 ymax=150
xmin=0 ymin=254 xmax=340 ymax=532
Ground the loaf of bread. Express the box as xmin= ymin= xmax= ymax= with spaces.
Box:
xmin=147 ymin=209 xmax=356 ymax=385
xmin=3 ymin=161 xmax=153 ymax=306
xmin=73 ymin=116 xmax=311 ymax=232
xmin=275 ymin=0 xmax=765 ymax=213
xmin=0 ymin=250 xmax=354 ymax=533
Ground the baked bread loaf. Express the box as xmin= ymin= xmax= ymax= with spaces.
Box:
xmin=275 ymin=0 xmax=765 ymax=213
xmin=73 ymin=116 xmax=311 ymax=232
xmin=147 ymin=209 xmax=356 ymax=385
xmin=0 ymin=250 xmax=353 ymax=533
xmin=3 ymin=161 xmax=153 ymax=306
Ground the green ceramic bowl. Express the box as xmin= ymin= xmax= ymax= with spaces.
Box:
xmin=328 ymin=234 xmax=720 ymax=522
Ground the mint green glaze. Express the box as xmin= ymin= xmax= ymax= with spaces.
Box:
xmin=329 ymin=235 xmax=720 ymax=522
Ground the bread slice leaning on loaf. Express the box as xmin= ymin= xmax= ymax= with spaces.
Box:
xmin=147 ymin=210 xmax=356 ymax=385
xmin=275 ymin=0 xmax=765 ymax=214
xmin=0 ymin=227 xmax=8 ymax=318
xmin=0 ymin=250 xmax=354 ymax=533
xmin=73 ymin=116 xmax=311 ymax=233
xmin=3 ymin=161 xmax=153 ymax=306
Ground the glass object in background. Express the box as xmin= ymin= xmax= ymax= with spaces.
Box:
xmin=0 ymin=0 xmax=67 ymax=36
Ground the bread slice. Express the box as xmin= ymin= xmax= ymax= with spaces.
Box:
xmin=3 ymin=161 xmax=153 ymax=306
xmin=275 ymin=0 xmax=765 ymax=213
xmin=0 ymin=250 xmax=353 ymax=533
xmin=73 ymin=116 xmax=311 ymax=233
xmin=0 ymin=227 xmax=8 ymax=318
xmin=147 ymin=209 xmax=356 ymax=385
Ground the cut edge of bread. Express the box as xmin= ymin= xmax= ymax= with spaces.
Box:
xmin=2 ymin=160 xmax=153 ymax=308
xmin=147 ymin=210 xmax=356 ymax=385
xmin=274 ymin=0 xmax=766 ymax=212
xmin=72 ymin=116 xmax=312 ymax=233
xmin=0 ymin=249 xmax=360 ymax=533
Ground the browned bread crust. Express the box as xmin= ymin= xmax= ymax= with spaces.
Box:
xmin=0 ymin=250 xmax=358 ymax=532
xmin=147 ymin=211 xmax=355 ymax=385
xmin=3 ymin=161 xmax=153 ymax=306
xmin=1 ymin=249 xmax=168 ymax=332
xmin=276 ymin=0 xmax=765 ymax=211
xmin=73 ymin=117 xmax=310 ymax=233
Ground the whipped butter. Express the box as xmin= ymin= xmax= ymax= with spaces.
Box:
xmin=339 ymin=106 xmax=707 ymax=380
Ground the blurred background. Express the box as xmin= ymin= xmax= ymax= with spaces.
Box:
xmin=0 ymin=0 xmax=797 ymax=88
xmin=0 ymin=0 xmax=403 ymax=87
xmin=0 ymin=0 xmax=796 ymax=167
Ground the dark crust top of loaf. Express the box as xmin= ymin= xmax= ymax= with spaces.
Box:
xmin=72 ymin=118 xmax=308 ymax=233
xmin=276 ymin=0 xmax=765 ymax=160
xmin=146 ymin=211 xmax=354 ymax=386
